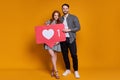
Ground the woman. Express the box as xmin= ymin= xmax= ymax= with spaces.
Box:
xmin=44 ymin=10 xmax=61 ymax=79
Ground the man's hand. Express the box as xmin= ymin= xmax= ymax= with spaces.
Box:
xmin=63 ymin=28 xmax=71 ymax=33
xmin=55 ymin=42 xmax=59 ymax=45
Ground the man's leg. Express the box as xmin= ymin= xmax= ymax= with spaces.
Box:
xmin=60 ymin=41 xmax=70 ymax=69
xmin=68 ymin=40 xmax=78 ymax=71
xmin=60 ymin=38 xmax=71 ymax=76
xmin=69 ymin=40 xmax=80 ymax=78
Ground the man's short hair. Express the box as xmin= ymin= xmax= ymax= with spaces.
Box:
xmin=62 ymin=3 xmax=69 ymax=8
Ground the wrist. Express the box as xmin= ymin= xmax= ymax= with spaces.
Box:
xmin=69 ymin=29 xmax=71 ymax=32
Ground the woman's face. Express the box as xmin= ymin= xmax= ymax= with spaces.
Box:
xmin=54 ymin=12 xmax=59 ymax=20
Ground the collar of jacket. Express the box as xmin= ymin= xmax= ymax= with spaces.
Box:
xmin=61 ymin=14 xmax=71 ymax=22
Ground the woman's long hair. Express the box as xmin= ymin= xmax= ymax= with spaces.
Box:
xmin=50 ymin=10 xmax=61 ymax=24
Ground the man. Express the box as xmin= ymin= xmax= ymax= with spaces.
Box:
xmin=60 ymin=3 xmax=80 ymax=78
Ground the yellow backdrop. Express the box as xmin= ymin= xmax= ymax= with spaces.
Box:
xmin=0 ymin=0 xmax=120 ymax=80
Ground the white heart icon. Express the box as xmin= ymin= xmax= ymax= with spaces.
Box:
xmin=42 ymin=29 xmax=54 ymax=40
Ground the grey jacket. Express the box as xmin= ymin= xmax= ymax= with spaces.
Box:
xmin=60 ymin=14 xmax=80 ymax=43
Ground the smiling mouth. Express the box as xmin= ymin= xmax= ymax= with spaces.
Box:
xmin=64 ymin=11 xmax=67 ymax=12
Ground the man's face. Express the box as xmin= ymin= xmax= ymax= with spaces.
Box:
xmin=62 ymin=6 xmax=69 ymax=14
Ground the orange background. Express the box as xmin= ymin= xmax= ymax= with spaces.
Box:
xmin=0 ymin=0 xmax=120 ymax=80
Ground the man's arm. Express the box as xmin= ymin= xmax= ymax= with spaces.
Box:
xmin=70 ymin=16 xmax=80 ymax=32
xmin=62 ymin=16 xmax=80 ymax=33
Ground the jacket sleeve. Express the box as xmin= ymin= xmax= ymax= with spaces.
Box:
xmin=70 ymin=16 xmax=80 ymax=32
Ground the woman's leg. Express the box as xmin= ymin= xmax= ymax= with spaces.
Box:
xmin=54 ymin=52 xmax=57 ymax=71
xmin=48 ymin=49 xmax=60 ymax=79
xmin=48 ymin=49 xmax=57 ymax=72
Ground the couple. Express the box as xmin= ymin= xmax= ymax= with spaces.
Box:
xmin=44 ymin=3 xmax=80 ymax=79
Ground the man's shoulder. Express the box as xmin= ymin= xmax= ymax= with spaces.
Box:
xmin=68 ymin=14 xmax=78 ymax=18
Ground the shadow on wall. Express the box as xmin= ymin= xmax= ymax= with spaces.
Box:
xmin=27 ymin=36 xmax=65 ymax=72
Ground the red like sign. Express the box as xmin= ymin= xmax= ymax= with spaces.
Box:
xmin=35 ymin=24 xmax=66 ymax=48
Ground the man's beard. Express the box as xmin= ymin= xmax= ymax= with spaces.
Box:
xmin=63 ymin=11 xmax=68 ymax=15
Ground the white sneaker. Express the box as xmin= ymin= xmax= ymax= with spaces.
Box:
xmin=62 ymin=70 xmax=71 ymax=76
xmin=74 ymin=71 xmax=80 ymax=78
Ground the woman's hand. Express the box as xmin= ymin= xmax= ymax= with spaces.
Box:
xmin=45 ymin=23 xmax=49 ymax=26
xmin=45 ymin=21 xmax=50 ymax=26
xmin=62 ymin=28 xmax=71 ymax=32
